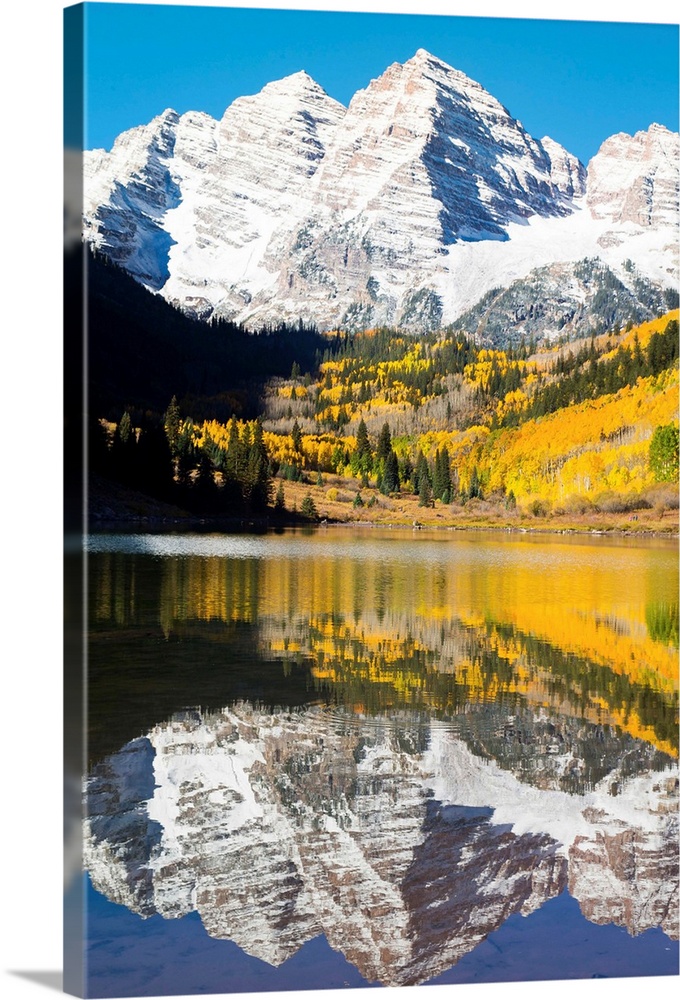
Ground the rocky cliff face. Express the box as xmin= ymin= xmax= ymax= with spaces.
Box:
xmin=586 ymin=124 xmax=679 ymax=229
xmin=84 ymin=704 xmax=678 ymax=985
xmin=82 ymin=50 xmax=678 ymax=335
xmin=541 ymin=135 xmax=587 ymax=201
xmin=248 ymin=49 xmax=585 ymax=332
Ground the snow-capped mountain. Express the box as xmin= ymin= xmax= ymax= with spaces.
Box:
xmin=83 ymin=71 xmax=345 ymax=314
xmin=82 ymin=50 xmax=679 ymax=334
xmin=587 ymin=123 xmax=679 ymax=228
xmin=84 ymin=704 xmax=678 ymax=986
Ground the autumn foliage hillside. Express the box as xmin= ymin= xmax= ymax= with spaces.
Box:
xmin=93 ymin=309 xmax=678 ymax=529
xmin=251 ymin=311 xmax=679 ymax=520
xmin=420 ymin=365 xmax=678 ymax=509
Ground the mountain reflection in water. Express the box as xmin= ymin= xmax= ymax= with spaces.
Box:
xmin=84 ymin=530 xmax=679 ymax=991
xmin=85 ymin=701 xmax=678 ymax=988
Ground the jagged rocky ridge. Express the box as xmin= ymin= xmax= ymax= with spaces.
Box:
xmin=83 ymin=49 xmax=679 ymax=336
xmin=84 ymin=703 xmax=679 ymax=986
xmin=449 ymin=257 xmax=678 ymax=347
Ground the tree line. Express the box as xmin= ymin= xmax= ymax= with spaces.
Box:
xmin=90 ymin=399 xmax=274 ymax=516
xmin=497 ymin=319 xmax=679 ymax=428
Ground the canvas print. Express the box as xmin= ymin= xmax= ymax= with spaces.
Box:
xmin=64 ymin=2 xmax=679 ymax=997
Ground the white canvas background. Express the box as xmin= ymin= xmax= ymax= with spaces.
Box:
xmin=1 ymin=2 xmax=677 ymax=999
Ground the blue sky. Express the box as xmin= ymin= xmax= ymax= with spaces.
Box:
xmin=75 ymin=1 xmax=679 ymax=165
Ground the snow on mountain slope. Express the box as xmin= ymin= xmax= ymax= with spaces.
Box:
xmin=541 ymin=135 xmax=587 ymax=200
xmin=81 ymin=50 xmax=679 ymax=335
xmin=440 ymin=198 xmax=677 ymax=328
xmin=84 ymin=109 xmax=184 ymax=289
xmin=161 ymin=73 xmax=346 ymax=318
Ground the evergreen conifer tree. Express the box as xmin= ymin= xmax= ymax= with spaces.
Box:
xmin=418 ymin=474 xmax=433 ymax=508
xmin=376 ymin=422 xmax=392 ymax=462
xmin=275 ymin=480 xmax=285 ymax=511
xmin=118 ymin=410 xmax=132 ymax=444
xmin=382 ymin=450 xmax=400 ymax=494
xmin=300 ymin=493 xmax=317 ymax=519
xmin=292 ymin=419 xmax=303 ymax=454
xmin=355 ymin=418 xmax=371 ymax=456
xmin=439 ymin=446 xmax=452 ymax=499
xmin=354 ymin=418 xmax=372 ymax=477
xmin=413 ymin=451 xmax=430 ymax=495
xmin=164 ymin=396 xmax=181 ymax=456
xmin=248 ymin=420 xmax=273 ymax=510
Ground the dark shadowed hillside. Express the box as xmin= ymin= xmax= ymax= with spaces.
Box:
xmin=68 ymin=248 xmax=328 ymax=421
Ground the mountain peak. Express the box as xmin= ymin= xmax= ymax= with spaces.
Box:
xmin=587 ymin=122 xmax=679 ymax=227
xmin=402 ymin=47 xmax=450 ymax=75
xmin=406 ymin=47 xmax=451 ymax=69
xmin=643 ymin=122 xmax=675 ymax=145
xmin=270 ymin=68 xmax=314 ymax=85
xmin=262 ymin=69 xmax=331 ymax=99
xmin=401 ymin=48 xmax=481 ymax=89
xmin=411 ymin=47 xmax=437 ymax=62
xmin=83 ymin=50 xmax=677 ymax=333
xmin=108 ymin=107 xmax=179 ymax=159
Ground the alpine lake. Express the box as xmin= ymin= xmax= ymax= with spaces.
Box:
xmin=78 ymin=527 xmax=679 ymax=996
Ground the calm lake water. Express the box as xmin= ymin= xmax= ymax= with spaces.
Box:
xmin=81 ymin=528 xmax=679 ymax=996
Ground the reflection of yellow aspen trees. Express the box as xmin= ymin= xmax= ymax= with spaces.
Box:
xmin=92 ymin=537 xmax=677 ymax=753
